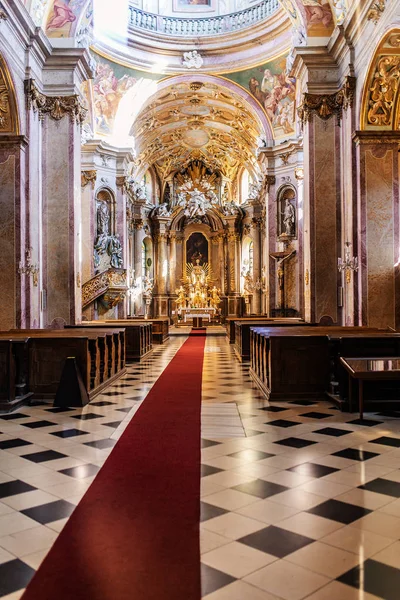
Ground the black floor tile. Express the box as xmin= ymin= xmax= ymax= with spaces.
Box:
xmin=307 ymin=499 xmax=371 ymax=524
xmin=260 ymin=406 xmax=287 ymax=413
xmin=288 ymin=400 xmax=317 ymax=406
xmin=21 ymin=450 xmax=67 ymax=463
xmin=22 ymin=499 xmax=75 ymax=524
xmin=314 ymin=427 xmax=352 ymax=437
xmin=46 ymin=407 xmax=75 ymax=413
xmin=0 ymin=559 xmax=35 ymax=596
xmin=116 ymin=407 xmax=132 ymax=413
xmin=201 ymin=464 xmax=223 ymax=477
xmin=84 ymin=439 xmax=117 ymax=450
xmin=0 ymin=438 xmax=32 ymax=450
xmin=359 ymin=478 xmax=400 ymax=498
xmin=348 ymin=418 xmax=383 ymax=427
xmin=266 ymin=419 xmax=299 ymax=428
xmin=201 ymin=563 xmax=236 ymax=596
xmin=22 ymin=420 xmax=56 ymax=429
xmin=274 ymin=437 xmax=317 ymax=449
xmin=337 ymin=559 xmax=400 ymax=600
xmin=288 ymin=463 xmax=338 ymax=478
xmin=301 ymin=411 xmax=332 ymax=419
xmin=90 ymin=401 xmax=116 ymax=407
xmin=245 ymin=429 xmax=264 ymax=437
xmin=101 ymin=420 xmax=124 ymax=428
xmin=332 ymin=448 xmax=379 ymax=461
xmin=0 ymin=413 xmax=30 ymax=420
xmin=51 ymin=429 xmax=89 ymax=438
xmin=201 ymin=439 xmax=221 ymax=448
xmin=102 ymin=391 xmax=125 ymax=396
xmin=229 ymin=450 xmax=275 ymax=461
xmin=239 ymin=525 xmax=314 ymax=558
xmin=233 ymin=479 xmax=288 ymax=499
xmin=200 ymin=502 xmax=228 ymax=522
xmin=369 ymin=436 xmax=400 ymax=448
xmin=71 ymin=413 xmax=104 ymax=421
xmin=59 ymin=464 xmax=100 ymax=479
xmin=0 ymin=480 xmax=37 ymax=499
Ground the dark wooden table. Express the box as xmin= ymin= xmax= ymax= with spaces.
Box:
xmin=340 ymin=357 xmax=400 ymax=419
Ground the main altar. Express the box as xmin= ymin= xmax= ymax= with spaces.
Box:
xmin=175 ymin=259 xmax=221 ymax=325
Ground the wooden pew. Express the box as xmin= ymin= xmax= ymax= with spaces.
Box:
xmin=225 ymin=316 xmax=304 ymax=344
xmin=124 ymin=318 xmax=170 ymax=344
xmin=0 ymin=338 xmax=33 ymax=412
xmin=3 ymin=328 xmax=126 ymax=404
xmin=249 ymin=326 xmax=399 ymax=403
xmin=234 ymin=320 xmax=312 ymax=362
xmin=69 ymin=321 xmax=153 ymax=361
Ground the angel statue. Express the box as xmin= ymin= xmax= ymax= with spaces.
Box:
xmin=209 ymin=286 xmax=221 ymax=309
xmin=175 ymin=286 xmax=187 ymax=309
xmin=142 ymin=274 xmax=154 ymax=299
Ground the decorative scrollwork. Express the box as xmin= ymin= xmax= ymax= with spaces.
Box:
xmin=82 ymin=268 xmax=127 ymax=307
xmin=367 ymin=56 xmax=400 ymax=127
xmin=298 ymin=77 xmax=356 ymax=125
xmin=25 ymin=79 xmax=87 ymax=125
xmin=367 ymin=0 xmax=385 ymax=24
xmin=81 ymin=170 xmax=97 ymax=189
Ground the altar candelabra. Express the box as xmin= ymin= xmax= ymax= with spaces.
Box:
xmin=18 ymin=248 xmax=39 ymax=286
xmin=338 ymin=242 xmax=358 ymax=283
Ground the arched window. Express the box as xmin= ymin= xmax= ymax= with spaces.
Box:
xmin=142 ymin=242 xmax=146 ymax=275
xmin=240 ymin=169 xmax=250 ymax=204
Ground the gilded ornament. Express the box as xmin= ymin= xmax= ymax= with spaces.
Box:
xmin=279 ymin=152 xmax=292 ymax=165
xmin=388 ymin=34 xmax=400 ymax=48
xmin=295 ymin=167 xmax=304 ymax=180
xmin=367 ymin=56 xmax=400 ymax=127
xmin=0 ymin=55 xmax=18 ymax=134
xmin=367 ymin=0 xmax=385 ymax=24
xmin=190 ymin=82 xmax=204 ymax=91
xmin=0 ymin=8 xmax=7 ymax=20
xmin=81 ymin=170 xmax=97 ymax=188
xmin=298 ymin=77 xmax=356 ymax=125
xmin=25 ymin=79 xmax=87 ymax=125
xmin=305 ymin=269 xmax=309 ymax=286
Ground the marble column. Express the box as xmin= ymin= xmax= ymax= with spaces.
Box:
xmin=154 ymin=232 xmax=169 ymax=316
xmin=353 ymin=132 xmax=400 ymax=330
xmin=0 ymin=137 xmax=27 ymax=329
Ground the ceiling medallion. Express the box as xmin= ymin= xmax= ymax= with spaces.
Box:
xmin=190 ymin=82 xmax=204 ymax=91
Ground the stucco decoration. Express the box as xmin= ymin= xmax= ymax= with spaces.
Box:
xmin=361 ymin=29 xmax=400 ymax=130
xmin=0 ymin=54 xmax=19 ymax=134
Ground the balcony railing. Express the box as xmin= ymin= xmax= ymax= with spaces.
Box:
xmin=128 ymin=0 xmax=279 ymax=36
xmin=82 ymin=268 xmax=127 ymax=308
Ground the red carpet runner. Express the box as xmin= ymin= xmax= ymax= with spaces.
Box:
xmin=22 ymin=332 xmax=206 ymax=600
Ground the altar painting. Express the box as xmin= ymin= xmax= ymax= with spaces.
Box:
xmin=186 ymin=232 xmax=209 ymax=266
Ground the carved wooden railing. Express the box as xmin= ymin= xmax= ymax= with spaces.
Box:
xmin=128 ymin=0 xmax=279 ymax=36
xmin=82 ymin=268 xmax=128 ymax=308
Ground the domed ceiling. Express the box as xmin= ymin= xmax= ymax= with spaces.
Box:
xmin=131 ymin=79 xmax=266 ymax=180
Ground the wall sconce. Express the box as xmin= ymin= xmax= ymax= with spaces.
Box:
xmin=338 ymin=241 xmax=358 ymax=283
xmin=18 ymin=248 xmax=39 ymax=286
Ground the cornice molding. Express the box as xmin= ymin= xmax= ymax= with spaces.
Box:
xmin=352 ymin=130 xmax=400 ymax=145
xmin=297 ymin=76 xmax=356 ymax=125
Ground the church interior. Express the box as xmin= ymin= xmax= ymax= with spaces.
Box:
xmin=1 ymin=0 xmax=400 ymax=598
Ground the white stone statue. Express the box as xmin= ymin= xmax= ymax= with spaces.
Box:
xmin=221 ymin=202 xmax=238 ymax=216
xmin=248 ymin=180 xmax=262 ymax=200
xmin=281 ymin=198 xmax=296 ymax=237
xmin=142 ymin=274 xmax=154 ymax=299
xmin=182 ymin=50 xmax=203 ymax=70
xmin=155 ymin=203 xmax=171 ymax=217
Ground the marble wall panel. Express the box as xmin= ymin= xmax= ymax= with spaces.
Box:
xmin=43 ymin=117 xmax=71 ymax=325
xmin=0 ymin=155 xmax=16 ymax=329
xmin=365 ymin=148 xmax=395 ymax=329
xmin=312 ymin=117 xmax=339 ymax=323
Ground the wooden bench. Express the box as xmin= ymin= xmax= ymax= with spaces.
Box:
xmin=69 ymin=322 xmax=153 ymax=361
xmin=1 ymin=328 xmax=126 ymax=408
xmin=0 ymin=337 xmax=33 ymax=412
xmin=225 ymin=317 xmax=304 ymax=344
xmin=249 ymin=326 xmax=399 ymax=404
xmin=125 ymin=318 xmax=169 ymax=344
xmin=234 ymin=320 xmax=311 ymax=362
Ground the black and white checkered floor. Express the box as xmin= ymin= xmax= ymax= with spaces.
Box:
xmin=1 ymin=330 xmax=400 ymax=599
